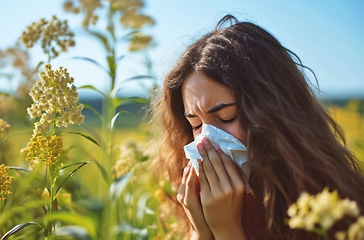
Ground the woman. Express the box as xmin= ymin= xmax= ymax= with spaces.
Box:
xmin=152 ymin=15 xmax=364 ymax=239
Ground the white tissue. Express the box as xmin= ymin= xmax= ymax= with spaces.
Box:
xmin=183 ymin=124 xmax=249 ymax=176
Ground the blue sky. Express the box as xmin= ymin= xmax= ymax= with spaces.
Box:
xmin=0 ymin=0 xmax=363 ymax=99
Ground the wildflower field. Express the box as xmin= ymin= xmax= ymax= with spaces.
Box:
xmin=0 ymin=0 xmax=364 ymax=239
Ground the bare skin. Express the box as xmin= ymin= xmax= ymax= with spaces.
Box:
xmin=177 ymin=72 xmax=248 ymax=240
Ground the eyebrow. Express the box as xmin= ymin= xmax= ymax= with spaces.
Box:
xmin=184 ymin=102 xmax=236 ymax=118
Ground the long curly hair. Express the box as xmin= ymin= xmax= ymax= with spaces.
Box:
xmin=152 ymin=15 xmax=364 ymax=239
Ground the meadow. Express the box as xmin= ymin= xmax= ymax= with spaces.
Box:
xmin=0 ymin=0 xmax=364 ymax=239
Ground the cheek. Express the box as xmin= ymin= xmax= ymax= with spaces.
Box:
xmin=224 ymin=123 xmax=247 ymax=146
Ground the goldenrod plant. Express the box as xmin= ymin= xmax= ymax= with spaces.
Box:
xmin=0 ymin=0 xmax=160 ymax=239
xmin=287 ymin=187 xmax=364 ymax=240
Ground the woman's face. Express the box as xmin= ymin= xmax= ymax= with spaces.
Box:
xmin=181 ymin=72 xmax=247 ymax=145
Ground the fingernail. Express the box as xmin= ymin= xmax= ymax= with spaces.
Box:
xmin=197 ymin=143 xmax=204 ymax=151
xmin=176 ymin=193 xmax=183 ymax=202
xmin=213 ymin=145 xmax=220 ymax=151
xmin=202 ymin=138 xmax=209 ymax=145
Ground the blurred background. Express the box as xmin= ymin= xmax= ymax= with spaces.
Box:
xmin=1 ymin=0 xmax=363 ymax=99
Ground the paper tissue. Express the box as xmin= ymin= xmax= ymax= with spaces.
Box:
xmin=183 ymin=124 xmax=249 ymax=176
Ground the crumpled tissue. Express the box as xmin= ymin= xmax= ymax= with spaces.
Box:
xmin=183 ymin=124 xmax=249 ymax=176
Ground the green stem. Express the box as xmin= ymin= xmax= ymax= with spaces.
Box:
xmin=312 ymin=228 xmax=328 ymax=240
xmin=0 ymin=201 xmax=4 ymax=236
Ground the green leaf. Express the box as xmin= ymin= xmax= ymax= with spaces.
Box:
xmin=112 ymin=96 xmax=147 ymax=109
xmin=111 ymin=222 xmax=147 ymax=238
xmin=60 ymin=161 xmax=108 ymax=188
xmin=28 ymin=61 xmax=44 ymax=78
xmin=48 ymin=212 xmax=97 ymax=239
xmin=8 ymin=166 xmax=31 ymax=173
xmin=81 ymin=103 xmax=103 ymax=122
xmin=109 ymin=173 xmax=133 ymax=202
xmin=111 ymin=76 xmax=152 ymax=98
xmin=116 ymin=55 xmax=125 ymax=63
xmin=123 ymin=75 xmax=153 ymax=83
xmin=106 ymin=55 xmax=116 ymax=79
xmin=1 ymin=222 xmax=45 ymax=240
xmin=53 ymin=226 xmax=92 ymax=240
xmin=117 ymin=30 xmax=139 ymax=43
xmin=50 ymin=147 xmax=74 ymax=192
xmin=110 ymin=110 xmax=131 ymax=130
xmin=78 ymin=84 xmax=106 ymax=98
xmin=56 ymin=161 xmax=88 ymax=196
xmin=136 ymin=193 xmax=154 ymax=222
xmin=72 ymin=57 xmax=111 ymax=77
xmin=0 ymin=129 xmax=32 ymax=144
xmin=63 ymin=132 xmax=100 ymax=147
xmin=86 ymin=30 xmax=111 ymax=53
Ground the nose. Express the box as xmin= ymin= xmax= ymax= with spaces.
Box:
xmin=193 ymin=123 xmax=225 ymax=139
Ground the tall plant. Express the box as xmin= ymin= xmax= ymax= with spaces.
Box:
xmin=0 ymin=0 xmax=157 ymax=239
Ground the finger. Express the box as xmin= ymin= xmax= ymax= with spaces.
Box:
xmin=197 ymin=141 xmax=219 ymax=188
xmin=184 ymin=164 xmax=199 ymax=206
xmin=201 ymin=138 xmax=230 ymax=181
xmin=177 ymin=162 xmax=192 ymax=204
xmin=197 ymin=158 xmax=211 ymax=193
xmin=214 ymin=145 xmax=243 ymax=184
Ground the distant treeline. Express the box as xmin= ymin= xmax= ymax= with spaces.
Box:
xmin=79 ymin=96 xmax=364 ymax=128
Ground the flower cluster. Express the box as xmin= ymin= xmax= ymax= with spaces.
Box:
xmin=336 ymin=217 xmax=364 ymax=240
xmin=0 ymin=164 xmax=14 ymax=201
xmin=129 ymin=32 xmax=152 ymax=52
xmin=0 ymin=93 xmax=18 ymax=115
xmin=112 ymin=140 xmax=147 ymax=179
xmin=117 ymin=0 xmax=155 ymax=29
xmin=19 ymin=16 xmax=75 ymax=58
xmin=27 ymin=63 xmax=84 ymax=133
xmin=288 ymin=187 xmax=360 ymax=231
xmin=21 ymin=132 xmax=64 ymax=166
xmin=0 ymin=118 xmax=10 ymax=138
xmin=63 ymin=0 xmax=101 ymax=27
xmin=63 ymin=0 xmax=154 ymax=50
xmin=40 ymin=188 xmax=71 ymax=207
xmin=0 ymin=45 xmax=37 ymax=98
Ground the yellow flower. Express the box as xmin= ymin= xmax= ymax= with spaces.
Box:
xmin=287 ymin=187 xmax=360 ymax=231
xmin=0 ymin=45 xmax=38 ymax=99
xmin=27 ymin=63 xmax=84 ymax=133
xmin=63 ymin=0 xmax=101 ymax=27
xmin=0 ymin=164 xmax=14 ymax=201
xmin=154 ymin=189 xmax=165 ymax=203
xmin=335 ymin=231 xmax=347 ymax=240
xmin=128 ymin=32 xmax=153 ymax=52
xmin=348 ymin=216 xmax=364 ymax=240
xmin=41 ymin=188 xmax=50 ymax=202
xmin=288 ymin=216 xmax=304 ymax=229
xmin=120 ymin=9 xmax=155 ymax=29
xmin=0 ymin=93 xmax=18 ymax=116
xmin=112 ymin=140 xmax=147 ymax=179
xmin=0 ymin=118 xmax=10 ymax=138
xmin=19 ymin=16 xmax=75 ymax=58
xmin=57 ymin=192 xmax=72 ymax=207
xmin=21 ymin=133 xmax=65 ymax=166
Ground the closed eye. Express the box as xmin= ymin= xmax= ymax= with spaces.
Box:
xmin=192 ymin=124 xmax=202 ymax=131
xmin=220 ymin=117 xmax=236 ymax=124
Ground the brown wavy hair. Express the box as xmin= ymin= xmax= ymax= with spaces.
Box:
xmin=152 ymin=15 xmax=364 ymax=239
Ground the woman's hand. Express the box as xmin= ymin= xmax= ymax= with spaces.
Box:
xmin=197 ymin=138 xmax=247 ymax=240
xmin=177 ymin=161 xmax=214 ymax=240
